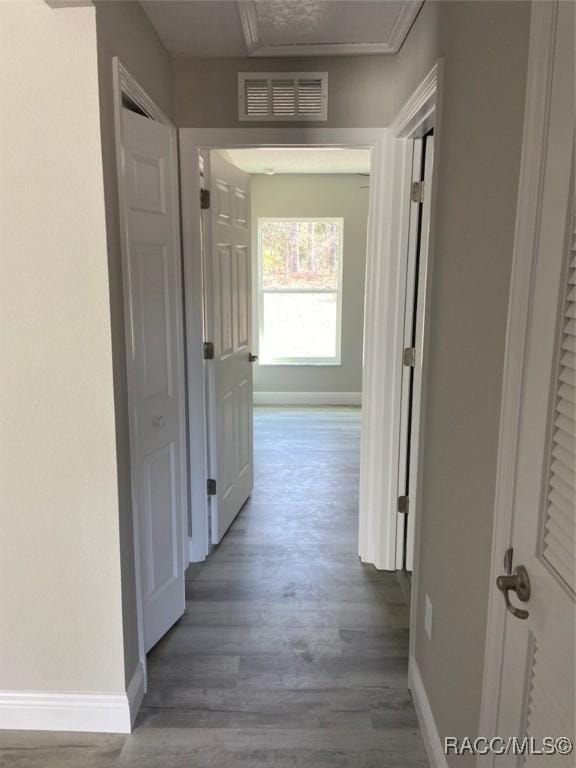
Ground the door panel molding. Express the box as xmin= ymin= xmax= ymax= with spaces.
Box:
xmin=112 ymin=59 xmax=187 ymax=699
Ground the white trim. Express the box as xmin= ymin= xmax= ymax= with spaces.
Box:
xmin=115 ymin=60 xmax=171 ymax=126
xmin=237 ymin=0 xmax=259 ymax=54
xmin=0 ymin=691 xmax=130 ymax=733
xmin=393 ymin=63 xmax=439 ymax=138
xmin=478 ymin=2 xmax=560 ymax=759
xmin=236 ymin=0 xmax=423 ymax=56
xmin=358 ymin=61 xmax=442 ymax=571
xmin=254 ymin=391 xmax=361 ymax=406
xmin=0 ymin=664 xmax=143 ymax=734
xmin=180 ymin=128 xmax=381 ymax=149
xmin=257 ymin=217 xmax=343 ymax=366
xmin=409 ymin=661 xmax=449 ymax=768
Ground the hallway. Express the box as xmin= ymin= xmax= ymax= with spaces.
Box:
xmin=0 ymin=408 xmax=428 ymax=767
xmin=135 ymin=407 xmax=428 ymax=766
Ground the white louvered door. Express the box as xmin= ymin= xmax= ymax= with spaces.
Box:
xmin=494 ymin=3 xmax=575 ymax=761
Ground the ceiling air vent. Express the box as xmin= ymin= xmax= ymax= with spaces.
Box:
xmin=239 ymin=72 xmax=328 ymax=122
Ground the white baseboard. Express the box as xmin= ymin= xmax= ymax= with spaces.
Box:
xmin=254 ymin=391 xmax=362 ymax=406
xmin=409 ymin=659 xmax=449 ymax=768
xmin=0 ymin=663 xmax=145 ymax=734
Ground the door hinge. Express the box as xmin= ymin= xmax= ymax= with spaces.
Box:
xmin=203 ymin=341 xmax=214 ymax=360
xmin=200 ymin=188 xmax=211 ymax=210
xmin=403 ymin=347 xmax=416 ymax=367
xmin=398 ymin=495 xmax=409 ymax=514
xmin=503 ymin=546 xmax=514 ymax=575
xmin=207 ymin=478 xmax=217 ymax=496
xmin=411 ymin=180 xmax=424 ymax=204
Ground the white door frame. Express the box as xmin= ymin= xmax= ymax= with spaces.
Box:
xmin=478 ymin=2 xmax=562 ymax=756
xmin=179 ymin=127 xmax=386 ymax=564
xmin=112 ymin=58 xmax=185 ymax=687
xmin=359 ymin=61 xmax=443 ymax=573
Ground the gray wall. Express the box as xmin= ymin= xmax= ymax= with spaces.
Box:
xmin=394 ymin=1 xmax=530 ymax=756
xmin=94 ymin=0 xmax=174 ymax=687
xmin=174 ymin=55 xmax=395 ymax=127
xmin=251 ymin=175 xmax=369 ymax=394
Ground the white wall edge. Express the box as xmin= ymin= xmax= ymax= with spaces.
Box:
xmin=409 ymin=660 xmax=449 ymax=768
xmin=253 ymin=391 xmax=361 ymax=406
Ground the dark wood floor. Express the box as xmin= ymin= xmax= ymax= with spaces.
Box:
xmin=0 ymin=407 xmax=428 ymax=767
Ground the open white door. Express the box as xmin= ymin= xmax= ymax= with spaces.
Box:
xmin=405 ymin=135 xmax=434 ymax=572
xmin=204 ymin=152 xmax=254 ymax=543
xmin=490 ymin=1 xmax=574 ymax=756
xmin=121 ymin=109 xmax=187 ymax=652
xmin=396 ymin=133 xmax=434 ymax=572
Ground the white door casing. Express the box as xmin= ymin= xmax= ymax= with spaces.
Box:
xmin=121 ymin=109 xmax=188 ymax=653
xmin=204 ymin=152 xmax=254 ymax=543
xmin=481 ymin=1 xmax=575 ymax=761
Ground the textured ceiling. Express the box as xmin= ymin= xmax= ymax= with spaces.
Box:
xmin=221 ymin=148 xmax=371 ymax=174
xmin=141 ymin=2 xmax=247 ymax=58
xmin=255 ymin=1 xmax=407 ymax=45
xmin=140 ymin=1 xmax=423 ymax=58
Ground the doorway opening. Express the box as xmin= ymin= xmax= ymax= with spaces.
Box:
xmin=198 ymin=147 xmax=371 ymax=549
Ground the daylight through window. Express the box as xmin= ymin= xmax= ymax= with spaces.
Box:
xmin=258 ymin=218 xmax=343 ymax=364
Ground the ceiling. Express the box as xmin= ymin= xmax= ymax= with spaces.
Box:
xmin=140 ymin=1 xmax=424 ymax=58
xmin=220 ymin=148 xmax=371 ymax=174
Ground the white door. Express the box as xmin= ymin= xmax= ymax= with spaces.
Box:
xmin=405 ymin=135 xmax=434 ymax=573
xmin=494 ymin=2 xmax=574 ymax=757
xmin=121 ymin=109 xmax=187 ymax=652
xmin=396 ymin=133 xmax=435 ymax=572
xmin=204 ymin=152 xmax=254 ymax=543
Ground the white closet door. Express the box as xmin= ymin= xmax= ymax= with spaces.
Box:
xmin=121 ymin=109 xmax=187 ymax=652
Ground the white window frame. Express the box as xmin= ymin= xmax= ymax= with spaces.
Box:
xmin=257 ymin=216 xmax=344 ymax=366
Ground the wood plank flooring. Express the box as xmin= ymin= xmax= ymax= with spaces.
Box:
xmin=0 ymin=407 xmax=428 ymax=768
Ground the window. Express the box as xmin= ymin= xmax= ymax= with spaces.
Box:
xmin=258 ymin=218 xmax=343 ymax=365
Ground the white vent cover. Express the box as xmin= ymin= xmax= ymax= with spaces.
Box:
xmin=238 ymin=72 xmax=328 ymax=122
